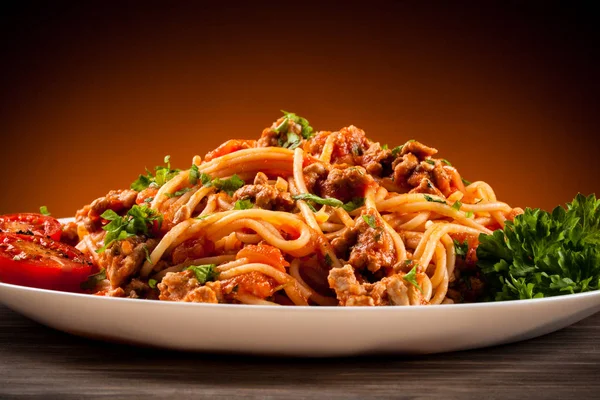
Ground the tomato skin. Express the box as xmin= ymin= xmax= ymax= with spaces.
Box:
xmin=236 ymin=243 xmax=290 ymax=272
xmin=0 ymin=213 xmax=62 ymax=241
xmin=0 ymin=233 xmax=94 ymax=292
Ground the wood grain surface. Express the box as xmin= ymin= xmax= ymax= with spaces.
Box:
xmin=0 ymin=305 xmax=598 ymax=400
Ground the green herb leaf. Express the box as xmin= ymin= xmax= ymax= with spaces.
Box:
xmin=391 ymin=145 xmax=404 ymax=157
xmin=186 ymin=264 xmax=218 ymax=284
xmin=451 ymin=200 xmax=462 ymax=211
xmin=199 ymin=173 xmax=245 ymax=196
xmin=293 ymin=193 xmax=344 ymax=208
xmin=189 ymin=164 xmax=200 ymax=185
xmin=80 ymin=268 xmax=107 ymax=290
xmin=131 ymin=156 xmax=181 ymax=191
xmin=280 ymin=110 xmax=314 ymax=139
xmin=143 ymin=245 xmax=152 ymax=264
xmin=453 ymin=239 xmax=469 ymax=258
xmin=425 ymin=159 xmax=435 ymax=165
xmin=96 ymin=205 xmax=163 ymax=253
xmin=39 ymin=206 xmax=51 ymax=216
xmin=362 ymin=214 xmax=377 ymax=229
xmin=342 ymin=197 xmax=365 ymax=212
xmin=465 ymin=211 xmax=474 ymax=218
xmin=234 ymin=199 xmax=254 ymax=210
xmin=148 ymin=279 xmax=157 ymax=289
xmin=381 ymin=144 xmax=388 ymax=150
xmin=441 ymin=159 xmax=452 ymax=166
xmin=478 ymin=193 xmax=600 ymax=301
xmin=423 ymin=194 xmax=446 ymax=204
xmin=165 ymin=187 xmax=193 ymax=198
xmin=403 ymin=266 xmax=424 ymax=293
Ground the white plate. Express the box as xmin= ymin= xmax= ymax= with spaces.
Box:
xmin=0 ymin=281 xmax=599 ymax=356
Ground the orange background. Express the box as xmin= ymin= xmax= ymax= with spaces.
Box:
xmin=1 ymin=3 xmax=598 ymax=216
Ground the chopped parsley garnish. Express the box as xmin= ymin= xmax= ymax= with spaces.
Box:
xmin=362 ymin=214 xmax=377 ymax=229
xmin=80 ymin=268 xmax=107 ymax=290
xmin=39 ymin=206 xmax=51 ymax=216
xmin=279 ymin=131 xmax=302 ymax=150
xmin=403 ymin=266 xmax=424 ymax=294
xmin=451 ymin=200 xmax=462 ymax=211
xmin=381 ymin=144 xmax=388 ymax=150
xmin=234 ymin=199 xmax=254 ymax=210
xmin=423 ymin=194 xmax=446 ymax=204
xmin=324 ymin=253 xmax=333 ymax=267
xmin=148 ymin=279 xmax=157 ymax=289
xmin=143 ymin=245 xmax=152 ymax=264
xmin=199 ymin=173 xmax=245 ymax=196
xmin=189 ymin=164 xmax=200 ymax=185
xmin=131 ymin=155 xmax=181 ymax=191
xmin=186 ymin=264 xmax=218 ymax=284
xmin=465 ymin=211 xmax=474 ymax=218
xmin=96 ymin=205 xmax=163 ymax=253
xmin=342 ymin=197 xmax=365 ymax=212
xmin=144 ymin=197 xmax=154 ymax=204
xmin=165 ymin=187 xmax=193 ymax=198
xmin=274 ymin=110 xmax=314 ymax=139
xmin=292 ymin=193 xmax=365 ymax=212
xmin=453 ymin=239 xmax=469 ymax=258
xmin=391 ymin=145 xmax=404 ymax=157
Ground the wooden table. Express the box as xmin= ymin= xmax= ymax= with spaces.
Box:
xmin=1 ymin=305 xmax=598 ymax=399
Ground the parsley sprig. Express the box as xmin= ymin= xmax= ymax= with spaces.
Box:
xmin=292 ymin=193 xmax=365 ymax=212
xmin=96 ymin=205 xmax=163 ymax=253
xmin=199 ymin=173 xmax=245 ymax=196
xmin=186 ymin=264 xmax=218 ymax=284
xmin=131 ymin=155 xmax=181 ymax=191
xmin=478 ymin=193 xmax=600 ymax=300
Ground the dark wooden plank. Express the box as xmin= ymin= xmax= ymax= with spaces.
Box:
xmin=0 ymin=304 xmax=598 ymax=400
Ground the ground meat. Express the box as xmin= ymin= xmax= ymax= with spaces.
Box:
xmin=328 ymin=265 xmax=410 ymax=306
xmin=232 ymin=183 xmax=295 ymax=211
xmin=170 ymin=236 xmax=215 ymax=265
xmin=98 ymin=236 xmax=158 ymax=288
xmin=60 ymin=221 xmax=79 ymax=246
xmin=391 ymin=146 xmax=453 ymax=196
xmin=302 ymin=162 xmax=329 ymax=194
xmin=358 ymin=142 xmax=394 ymax=177
xmin=305 ymin=126 xmax=371 ymax=165
xmin=75 ymin=189 xmax=138 ymax=233
xmin=400 ymin=140 xmax=438 ymax=158
xmin=318 ymin=166 xmax=375 ymax=203
xmin=158 ymin=270 xmax=222 ymax=303
xmin=331 ymin=209 xmax=396 ymax=273
xmin=409 ymin=178 xmax=444 ymax=196
xmin=257 ymin=117 xmax=303 ymax=148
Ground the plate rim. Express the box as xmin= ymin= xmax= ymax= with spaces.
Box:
xmin=1 ymin=280 xmax=599 ymax=313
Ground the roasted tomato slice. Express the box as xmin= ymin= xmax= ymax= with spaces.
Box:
xmin=0 ymin=213 xmax=62 ymax=241
xmin=0 ymin=233 xmax=94 ymax=292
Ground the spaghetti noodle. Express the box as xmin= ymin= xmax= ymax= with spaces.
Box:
xmin=69 ymin=112 xmax=522 ymax=306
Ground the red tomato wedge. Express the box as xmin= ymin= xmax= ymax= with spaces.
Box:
xmin=0 ymin=213 xmax=62 ymax=241
xmin=236 ymin=243 xmax=290 ymax=272
xmin=0 ymin=233 xmax=94 ymax=292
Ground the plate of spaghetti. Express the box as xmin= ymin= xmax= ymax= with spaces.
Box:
xmin=1 ymin=111 xmax=599 ymax=356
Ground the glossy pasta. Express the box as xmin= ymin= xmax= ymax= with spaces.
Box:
xmin=71 ymin=113 xmax=522 ymax=306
